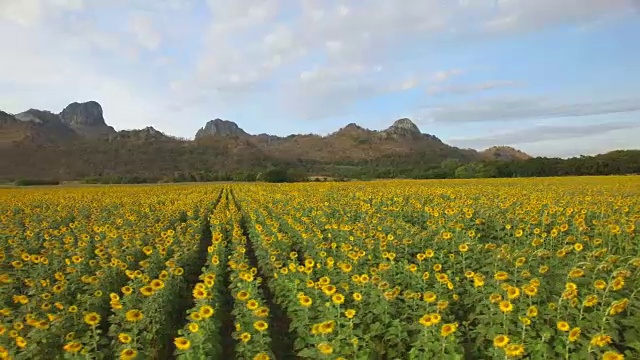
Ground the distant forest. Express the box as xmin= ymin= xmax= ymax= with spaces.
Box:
xmin=9 ymin=149 xmax=637 ymax=185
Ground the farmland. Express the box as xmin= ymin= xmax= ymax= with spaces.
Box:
xmin=1 ymin=176 xmax=638 ymax=359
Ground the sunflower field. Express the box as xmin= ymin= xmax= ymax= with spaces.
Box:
xmin=1 ymin=176 xmax=638 ymax=360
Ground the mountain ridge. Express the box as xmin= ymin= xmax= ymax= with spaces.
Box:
xmin=0 ymin=100 xmax=528 ymax=159
xmin=0 ymin=100 xmax=542 ymax=181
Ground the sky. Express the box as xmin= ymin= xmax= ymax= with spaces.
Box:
xmin=0 ymin=0 xmax=639 ymax=158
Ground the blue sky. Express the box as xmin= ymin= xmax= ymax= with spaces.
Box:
xmin=1 ymin=0 xmax=639 ymax=157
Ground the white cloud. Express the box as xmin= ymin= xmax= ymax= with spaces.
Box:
xmin=428 ymin=80 xmax=520 ymax=96
xmin=428 ymin=96 xmax=640 ymax=123
xmin=448 ymin=121 xmax=640 ymax=148
xmin=1 ymin=0 xmax=639 ymax=148
xmin=0 ymin=0 xmax=52 ymax=26
xmin=485 ymin=0 xmax=633 ymax=32
xmin=433 ymin=69 xmax=466 ymax=82
xmin=128 ymin=13 xmax=161 ymax=50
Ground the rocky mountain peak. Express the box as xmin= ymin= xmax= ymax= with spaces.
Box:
xmin=195 ymin=118 xmax=248 ymax=139
xmin=334 ymin=123 xmax=369 ymax=135
xmin=0 ymin=111 xmax=17 ymax=125
xmin=60 ymin=101 xmax=106 ymax=127
xmin=15 ymin=109 xmax=63 ymax=124
xmin=115 ymin=126 xmax=170 ymax=141
xmin=58 ymin=101 xmax=116 ymax=137
xmin=385 ymin=118 xmax=422 ymax=137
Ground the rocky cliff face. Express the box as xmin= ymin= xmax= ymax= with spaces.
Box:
xmin=384 ymin=118 xmax=423 ymax=138
xmin=60 ymin=101 xmax=116 ymax=137
xmin=195 ymin=119 xmax=249 ymax=139
xmin=3 ymin=109 xmax=78 ymax=144
xmin=0 ymin=111 xmax=16 ymax=125
xmin=116 ymin=126 xmax=172 ymax=141
xmin=15 ymin=109 xmax=64 ymax=125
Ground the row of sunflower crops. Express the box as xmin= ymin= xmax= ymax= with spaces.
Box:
xmin=0 ymin=186 xmax=221 ymax=359
xmin=1 ymin=176 xmax=639 ymax=359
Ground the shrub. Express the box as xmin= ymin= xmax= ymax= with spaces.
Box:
xmin=15 ymin=179 xmax=60 ymax=186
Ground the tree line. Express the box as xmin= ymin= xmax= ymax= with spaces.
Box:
xmin=11 ymin=150 xmax=639 ymax=185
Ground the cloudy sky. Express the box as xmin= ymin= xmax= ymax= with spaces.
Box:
xmin=1 ymin=0 xmax=639 ymax=157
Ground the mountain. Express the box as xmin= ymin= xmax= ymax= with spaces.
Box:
xmin=59 ymin=101 xmax=116 ymax=137
xmin=480 ymin=146 xmax=532 ymax=161
xmin=115 ymin=127 xmax=174 ymax=141
xmin=195 ymin=118 xmax=249 ymax=139
xmin=0 ymin=101 xmax=534 ymax=181
xmin=0 ymin=101 xmax=113 ymax=146
xmin=1 ymin=109 xmax=78 ymax=145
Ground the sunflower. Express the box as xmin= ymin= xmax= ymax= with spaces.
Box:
xmin=583 ymin=295 xmax=598 ymax=307
xmin=609 ymin=299 xmax=629 ymax=316
xmin=494 ymin=271 xmax=509 ymax=281
xmin=437 ymin=301 xmax=449 ymax=311
xmin=505 ymin=343 xmax=525 ymax=358
xmin=83 ymin=312 xmax=101 ymax=326
xmin=344 ymin=309 xmax=356 ymax=319
xmin=120 ymin=348 xmax=138 ymax=360
xmin=140 ymin=286 xmax=154 ymax=297
xmin=319 ymin=320 xmax=335 ymax=334
xmin=193 ymin=288 xmax=208 ymax=299
xmin=118 ymin=333 xmax=132 ymax=344
xmin=489 ymin=293 xmax=503 ymax=303
xmin=568 ymin=268 xmax=585 ymax=278
xmin=506 ymin=286 xmax=520 ymax=300
xmin=611 ymin=277 xmax=625 ymax=291
xmin=233 ymin=290 xmax=249 ymax=301
xmin=557 ymin=321 xmax=570 ymax=332
xmin=523 ymin=285 xmax=538 ymax=297
xmin=15 ymin=337 xmax=27 ymax=348
xmin=498 ymin=301 xmax=513 ymax=313
xmin=240 ymin=332 xmax=251 ymax=343
xmin=423 ymin=291 xmax=437 ymax=303
xmin=188 ymin=323 xmax=199 ymax=333
xmin=174 ymin=337 xmax=190 ymax=351
xmin=493 ymin=335 xmax=509 ymax=348
xmin=353 ymin=292 xmax=362 ymax=301
xmin=299 ymin=296 xmax=312 ymax=307
xmin=125 ymin=309 xmax=144 ymax=322
xmin=594 ymin=280 xmax=607 ymax=290
xmin=568 ymin=327 xmax=581 ymax=342
xmin=254 ymin=320 xmax=268 ymax=332
xmin=440 ymin=323 xmax=457 ymax=337
xmin=601 ymin=351 xmax=625 ymax=360
xmin=254 ymin=307 xmax=269 ymax=318
xmin=253 ymin=352 xmax=270 ymax=360
xmin=121 ymin=286 xmax=133 ymax=296
xmin=247 ymin=299 xmax=259 ymax=310
xmin=150 ymin=279 xmax=165 ymax=290
xmin=322 ymin=285 xmax=337 ymax=296
xmin=527 ymin=306 xmax=538 ymax=318
xmin=63 ymin=342 xmax=83 ymax=353
xmin=590 ymin=334 xmax=612 ymax=347
xmin=331 ymin=293 xmax=344 ymax=305
xmin=199 ymin=305 xmax=214 ymax=319
xmin=317 ymin=342 xmax=333 ymax=355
